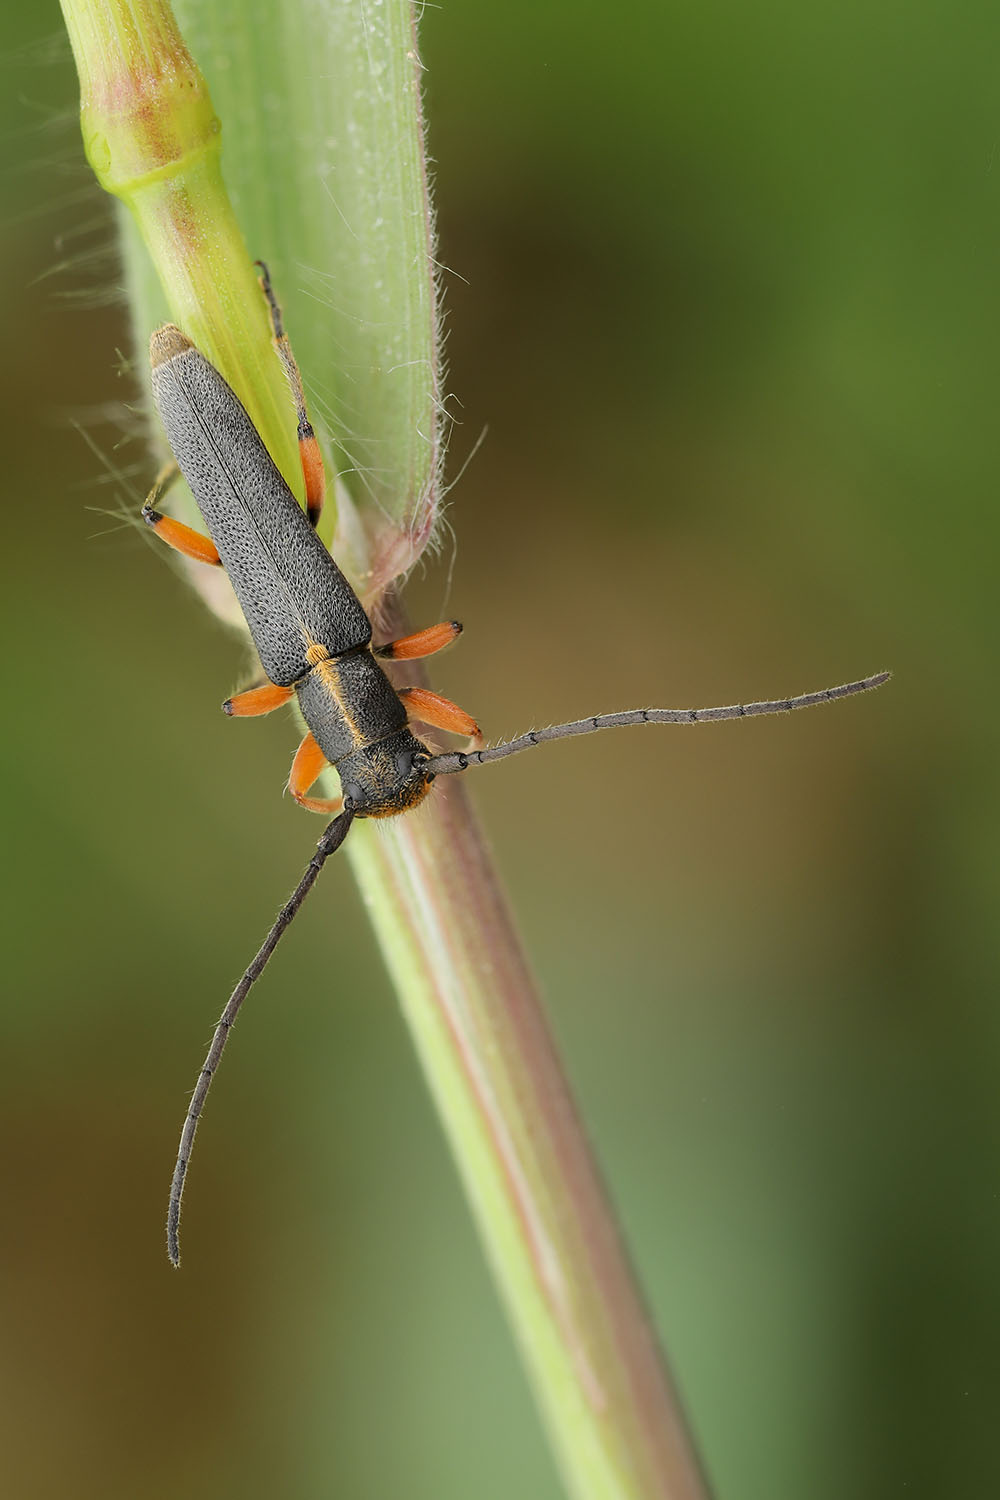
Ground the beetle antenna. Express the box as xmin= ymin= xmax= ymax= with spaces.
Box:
xmin=166 ymin=805 xmax=356 ymax=1267
xmin=422 ymin=671 xmax=891 ymax=777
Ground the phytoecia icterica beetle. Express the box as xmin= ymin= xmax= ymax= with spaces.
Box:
xmin=145 ymin=264 xmax=889 ymax=1265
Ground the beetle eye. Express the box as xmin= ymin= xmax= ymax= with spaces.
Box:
xmin=343 ymin=782 xmax=364 ymax=805
xmin=395 ymin=751 xmax=414 ymax=777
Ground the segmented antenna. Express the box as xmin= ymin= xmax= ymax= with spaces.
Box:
xmin=423 ymin=672 xmax=891 ymax=776
xmin=167 ymin=806 xmax=355 ymax=1267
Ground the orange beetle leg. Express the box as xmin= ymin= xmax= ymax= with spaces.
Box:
xmin=398 ymin=686 xmax=480 ymax=739
xmin=375 ymin=621 xmax=463 ymax=661
xmin=288 ymin=730 xmax=343 ymax=814
xmin=141 ymin=461 xmax=221 ymax=565
xmin=142 ymin=502 xmax=222 ymax=571
xmin=256 ymin=261 xmax=326 ymax=528
xmin=298 ymin=434 xmax=326 ymax=530
xmin=223 ymin=682 xmax=294 ymax=717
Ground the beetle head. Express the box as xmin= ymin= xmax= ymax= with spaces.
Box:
xmin=337 ymin=730 xmax=434 ymax=819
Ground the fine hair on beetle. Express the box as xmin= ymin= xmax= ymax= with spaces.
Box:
xmin=145 ymin=263 xmax=889 ymax=1266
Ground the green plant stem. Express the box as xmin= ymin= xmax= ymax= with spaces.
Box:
xmin=351 ymin=607 xmax=710 ymax=1500
xmin=59 ymin=2 xmax=711 ymax=1495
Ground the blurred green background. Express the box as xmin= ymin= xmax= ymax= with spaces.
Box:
xmin=3 ymin=3 xmax=997 ymax=1497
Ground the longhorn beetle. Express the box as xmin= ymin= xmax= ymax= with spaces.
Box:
xmin=144 ymin=264 xmax=888 ymax=1265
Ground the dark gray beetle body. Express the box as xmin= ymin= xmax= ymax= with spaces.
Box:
xmin=150 ymin=325 xmax=432 ymax=817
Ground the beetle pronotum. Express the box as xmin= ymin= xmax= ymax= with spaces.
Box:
xmin=144 ymin=265 xmax=888 ymax=1264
